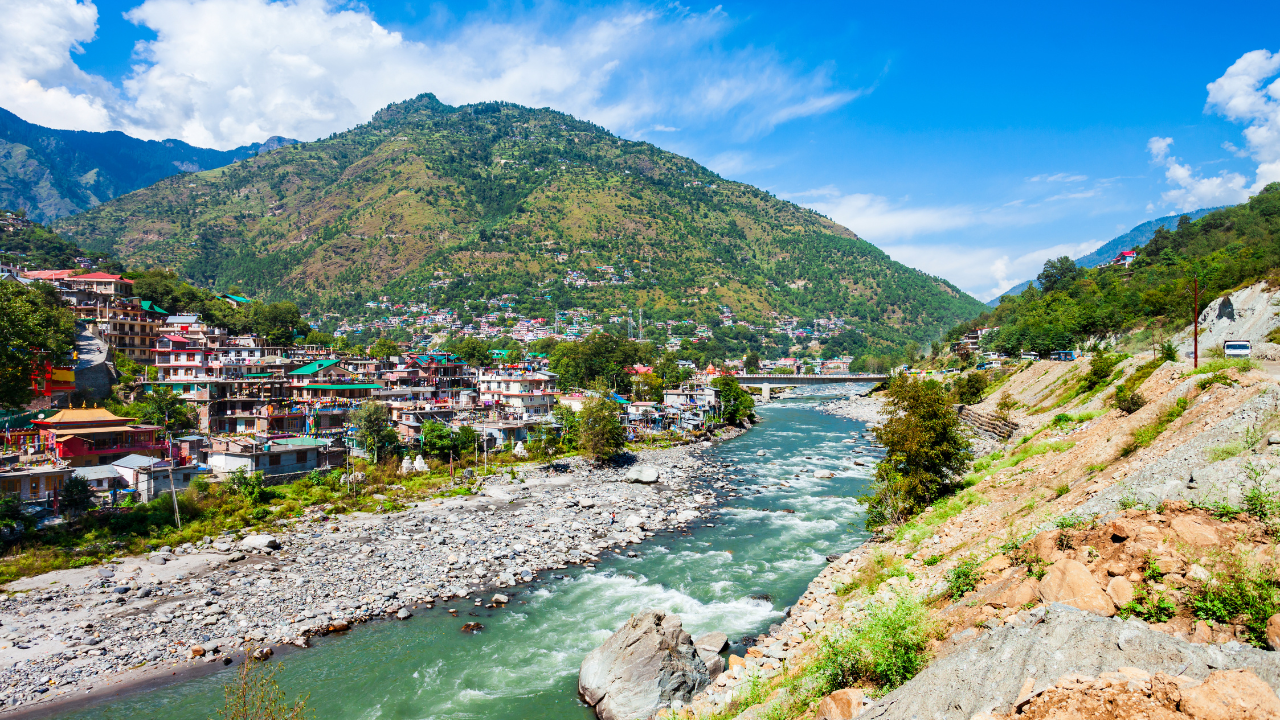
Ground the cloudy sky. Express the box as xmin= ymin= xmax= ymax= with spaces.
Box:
xmin=5 ymin=0 xmax=1280 ymax=300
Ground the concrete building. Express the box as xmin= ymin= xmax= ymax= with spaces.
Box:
xmin=32 ymin=407 xmax=166 ymax=468
xmin=477 ymin=370 xmax=559 ymax=419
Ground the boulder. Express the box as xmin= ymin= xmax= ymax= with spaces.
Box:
xmin=1268 ymin=614 xmax=1280 ymax=651
xmin=694 ymin=632 xmax=728 ymax=654
xmin=1180 ymin=668 xmax=1280 ymax=719
xmin=241 ymin=535 xmax=280 ymax=551
xmin=814 ymin=469 xmax=836 ymax=478
xmin=623 ymin=466 xmax=661 ymax=484
xmin=1106 ymin=576 xmax=1134 ymax=608
xmin=1037 ymin=559 xmax=1115 ymax=616
xmin=815 ymin=688 xmax=866 ymax=720
xmin=1171 ymin=516 xmax=1219 ymax=547
xmin=148 ymin=556 xmax=167 ymax=566
xmin=578 ymin=610 xmax=710 ymax=720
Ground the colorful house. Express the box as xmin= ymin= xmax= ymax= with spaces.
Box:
xmin=32 ymin=407 xmax=166 ymax=468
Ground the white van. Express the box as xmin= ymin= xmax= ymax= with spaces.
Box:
xmin=1223 ymin=340 xmax=1252 ymax=358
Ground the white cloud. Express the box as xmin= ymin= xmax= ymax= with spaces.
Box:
xmin=1147 ymin=136 xmax=1251 ymax=211
xmin=881 ymin=237 xmax=1105 ymax=302
xmin=1045 ymin=189 xmax=1098 ymax=201
xmin=1027 ymin=173 xmax=1087 ymax=182
xmin=0 ymin=0 xmax=864 ymax=149
xmin=784 ymin=186 xmax=977 ymax=241
xmin=650 ymin=125 xmax=680 ymax=132
xmin=0 ymin=0 xmax=115 ymax=130
xmin=1150 ymin=49 xmax=1280 ymax=212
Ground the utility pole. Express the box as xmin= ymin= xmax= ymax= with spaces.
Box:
xmin=166 ymin=424 xmax=181 ymax=529
xmin=1192 ymin=274 xmax=1200 ymax=369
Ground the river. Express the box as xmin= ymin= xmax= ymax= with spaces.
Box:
xmin=51 ymin=390 xmax=876 ymax=720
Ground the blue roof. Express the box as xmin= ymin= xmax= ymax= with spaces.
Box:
xmin=112 ymin=454 xmax=166 ymax=469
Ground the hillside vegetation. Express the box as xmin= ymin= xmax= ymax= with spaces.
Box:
xmin=56 ymin=94 xmax=985 ymax=349
xmin=953 ymin=184 xmax=1280 ymax=355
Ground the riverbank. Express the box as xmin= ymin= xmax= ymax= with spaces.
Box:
xmin=815 ymin=393 xmax=885 ymax=423
xmin=0 ymin=432 xmax=750 ymax=715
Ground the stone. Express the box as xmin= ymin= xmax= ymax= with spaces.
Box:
xmin=1192 ymin=620 xmax=1212 ymax=644
xmin=395 ymin=608 xmax=412 ymax=620
xmin=578 ymin=610 xmax=710 ymax=720
xmin=1187 ymin=564 xmax=1212 ymax=583
xmin=1037 ymin=559 xmax=1116 ymax=616
xmin=979 ymin=554 xmax=1011 ymax=575
xmin=756 ymin=450 xmax=767 ymax=456
xmin=815 ymin=688 xmax=865 ymax=720
xmin=1180 ymin=668 xmax=1280 ymax=720
xmin=1106 ymin=576 xmax=1135 ymax=608
xmin=97 ymin=568 xmax=115 ymax=578
xmin=241 ymin=535 xmax=280 ymax=551
xmin=727 ymin=655 xmax=747 ymax=669
xmin=623 ymin=466 xmax=661 ymax=484
xmin=1032 ymin=531 xmax=1062 ymax=562
xmin=814 ymin=469 xmax=835 ymax=478
xmin=1268 ymin=614 xmax=1280 ymax=651
xmin=694 ymin=632 xmax=728 ymax=654
xmin=148 ymin=556 xmax=167 ymax=566
xmin=492 ymin=594 xmax=509 ymax=604
xmin=1171 ymin=516 xmax=1219 ymax=547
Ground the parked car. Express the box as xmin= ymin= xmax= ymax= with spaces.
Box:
xmin=1224 ymin=340 xmax=1252 ymax=358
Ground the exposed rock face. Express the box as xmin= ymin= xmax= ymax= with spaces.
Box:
xmin=579 ymin=610 xmax=710 ymax=720
xmin=816 ymin=688 xmax=866 ymax=720
xmin=858 ymin=604 xmax=1280 ymax=720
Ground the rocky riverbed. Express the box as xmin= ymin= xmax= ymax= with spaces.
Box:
xmin=815 ymin=394 xmax=885 ymax=423
xmin=0 ymin=437 xmax=750 ymax=714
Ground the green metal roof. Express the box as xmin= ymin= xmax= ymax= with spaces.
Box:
xmin=139 ymin=300 xmax=167 ymax=314
xmin=288 ymin=358 xmax=343 ymax=376
xmin=242 ymin=372 xmax=276 ymax=378
xmin=301 ymin=383 xmax=380 ymax=390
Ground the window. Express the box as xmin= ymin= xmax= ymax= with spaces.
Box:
xmin=187 ymin=353 xmax=196 ymax=362
xmin=29 ymin=480 xmax=38 ymax=495
xmin=269 ymin=454 xmax=281 ymax=466
xmin=296 ymin=451 xmax=307 ymax=465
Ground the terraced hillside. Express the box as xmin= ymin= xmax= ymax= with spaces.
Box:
xmin=56 ymin=94 xmax=985 ymax=347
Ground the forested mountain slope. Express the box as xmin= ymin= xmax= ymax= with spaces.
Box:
xmin=986 ymin=207 xmax=1225 ymax=308
xmin=953 ymin=185 xmax=1280 ymax=355
xmin=0 ymin=107 xmax=293 ymax=223
xmin=56 ymin=94 xmax=986 ymax=348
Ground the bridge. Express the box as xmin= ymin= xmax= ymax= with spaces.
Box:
xmin=732 ymin=373 xmax=889 ymax=401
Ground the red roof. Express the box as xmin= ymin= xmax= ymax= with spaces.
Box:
xmin=74 ymin=272 xmax=132 ymax=282
xmin=23 ymin=269 xmax=77 ymax=280
xmin=161 ymin=334 xmax=191 ymax=343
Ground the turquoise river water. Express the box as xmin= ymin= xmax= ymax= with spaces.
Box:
xmin=50 ymin=391 xmax=877 ymax=720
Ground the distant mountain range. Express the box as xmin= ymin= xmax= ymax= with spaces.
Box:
xmin=0 ymin=107 xmax=296 ymax=223
xmin=986 ymin=207 xmax=1225 ymax=307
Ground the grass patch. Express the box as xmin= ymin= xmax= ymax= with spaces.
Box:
xmin=836 ymin=551 xmax=909 ymax=596
xmin=964 ymin=441 xmax=1075 ymax=487
xmin=1121 ymin=397 xmax=1188 ymax=457
xmin=894 ymin=490 xmax=987 ymax=545
xmin=1205 ymin=426 xmax=1263 ymax=463
xmin=1185 ymin=358 xmax=1259 ymax=376
xmin=945 ymin=557 xmax=981 ymax=600
xmin=1196 ymin=373 xmax=1237 ymax=391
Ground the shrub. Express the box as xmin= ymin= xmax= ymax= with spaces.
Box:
xmin=954 ymin=372 xmax=988 ymax=404
xmin=1114 ymin=384 xmax=1147 ymax=414
xmin=923 ymin=555 xmax=942 ymax=566
xmin=1189 ymin=556 xmax=1280 ymax=648
xmin=945 ymin=557 xmax=981 ymax=600
xmin=216 ymin=654 xmax=312 ymax=719
xmin=1083 ymin=351 xmax=1122 ymax=391
xmin=1054 ymin=483 xmax=1070 ymax=498
xmin=1159 ymin=341 xmax=1178 ymax=363
xmin=813 ymin=594 xmax=936 ymax=692
xmin=1118 ymin=588 xmax=1176 ymax=623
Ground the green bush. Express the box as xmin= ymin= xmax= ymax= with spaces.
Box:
xmin=1114 ymin=384 xmax=1147 ymax=414
xmin=945 ymin=557 xmax=981 ymax=600
xmin=1196 ymin=372 xmax=1236 ymax=390
xmin=813 ymin=594 xmax=936 ymax=692
xmin=1118 ymin=587 xmax=1176 ymax=623
xmin=1189 ymin=556 xmax=1280 ymax=648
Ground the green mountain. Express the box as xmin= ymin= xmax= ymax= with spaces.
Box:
xmin=986 ymin=207 xmax=1226 ymax=308
xmin=953 ymin=184 xmax=1280 ymax=355
xmin=56 ymin=93 xmax=986 ymax=349
xmin=0 ymin=107 xmax=294 ymax=223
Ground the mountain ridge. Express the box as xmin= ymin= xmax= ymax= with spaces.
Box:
xmin=0 ymin=106 xmax=296 ymax=223
xmin=54 ymin=92 xmax=987 ymax=350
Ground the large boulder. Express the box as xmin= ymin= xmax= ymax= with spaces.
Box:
xmin=579 ymin=610 xmax=710 ymax=720
xmin=241 ymin=534 xmax=280 ymax=551
xmin=623 ymin=466 xmax=661 ymax=484
xmin=1037 ymin=559 xmax=1115 ymax=617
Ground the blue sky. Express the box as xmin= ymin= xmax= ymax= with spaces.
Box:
xmin=5 ymin=0 xmax=1280 ymax=300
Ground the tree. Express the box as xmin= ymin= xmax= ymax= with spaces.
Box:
xmin=553 ymin=404 xmax=580 ymax=451
xmin=62 ymin=475 xmax=95 ymax=516
xmin=633 ymin=372 xmax=665 ymax=403
xmin=252 ymin=302 xmax=308 ymax=347
xmin=420 ymin=421 xmax=457 ymax=460
xmin=0 ymin=281 xmax=76 ymax=410
xmin=453 ymin=337 xmax=492 ymax=368
xmin=350 ymin=401 xmax=398 ymax=464
xmin=228 ymin=468 xmax=266 ymax=505
xmin=368 ymin=338 xmax=400 ymax=358
xmin=304 ymin=330 xmax=335 ymax=347
xmin=124 ymin=388 xmax=198 ymax=434
xmin=953 ymin=372 xmax=988 ymax=404
xmin=1036 ymin=256 xmax=1084 ymax=295
xmin=550 ymin=333 xmax=652 ymax=393
xmin=711 ymin=376 xmax=755 ymax=424
xmin=864 ymin=376 xmax=972 ymax=529
xmin=744 ymin=351 xmax=761 ymax=373
xmin=526 ymin=424 xmax=561 ymax=466
xmin=576 ymin=396 xmax=626 ymax=462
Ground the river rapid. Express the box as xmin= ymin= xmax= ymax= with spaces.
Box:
xmin=51 ymin=390 xmax=876 ymax=720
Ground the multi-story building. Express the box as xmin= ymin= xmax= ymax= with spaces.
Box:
xmin=477 ymin=369 xmax=559 ymax=419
